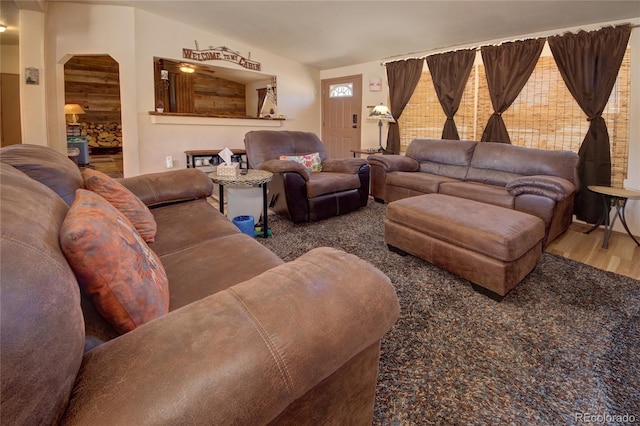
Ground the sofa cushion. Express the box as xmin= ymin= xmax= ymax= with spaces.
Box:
xmin=147 ymin=199 xmax=240 ymax=257
xmin=161 ymin=233 xmax=284 ymax=310
xmin=306 ymin=172 xmax=360 ymax=198
xmin=280 ymin=152 xmax=323 ymax=172
xmin=406 ymin=139 xmax=477 ymax=180
xmin=466 ymin=142 xmax=579 ymax=186
xmin=0 ymin=143 xmax=84 ymax=205
xmin=82 ymin=168 xmax=158 ymax=243
xmin=60 ymin=189 xmax=170 ymax=334
xmin=439 ymin=181 xmax=515 ymax=209
xmin=387 ymin=171 xmax=459 ymax=194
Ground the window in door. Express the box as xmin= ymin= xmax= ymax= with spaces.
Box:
xmin=329 ymin=83 xmax=353 ymax=98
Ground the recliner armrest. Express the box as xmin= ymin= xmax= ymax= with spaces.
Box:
xmin=258 ymin=159 xmax=311 ymax=181
xmin=321 ymin=158 xmax=368 ymax=174
xmin=119 ymin=169 xmax=213 ymax=207
xmin=61 ymin=247 xmax=400 ymax=425
xmin=367 ymin=155 xmax=420 ymax=172
xmin=506 ymin=175 xmax=576 ymax=201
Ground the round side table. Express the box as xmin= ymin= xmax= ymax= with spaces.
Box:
xmin=585 ymin=185 xmax=640 ymax=249
xmin=209 ymin=169 xmax=273 ymax=238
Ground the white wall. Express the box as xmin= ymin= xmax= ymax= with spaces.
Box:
xmin=322 ymin=18 xmax=640 ymax=234
xmin=133 ymin=9 xmax=320 ymax=173
xmin=44 ymin=2 xmax=320 ymax=175
xmin=45 ymin=3 xmax=138 ymax=170
xmin=20 ymin=9 xmax=47 ymax=145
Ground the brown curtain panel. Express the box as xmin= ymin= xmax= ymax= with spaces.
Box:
xmin=385 ymin=59 xmax=424 ymax=154
xmin=548 ymin=25 xmax=631 ymax=224
xmin=480 ymin=38 xmax=545 ymax=143
xmin=426 ymin=49 xmax=475 ymax=140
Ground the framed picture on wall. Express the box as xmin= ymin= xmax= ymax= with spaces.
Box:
xmin=25 ymin=67 xmax=39 ymax=85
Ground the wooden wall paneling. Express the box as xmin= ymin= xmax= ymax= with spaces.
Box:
xmin=175 ymin=73 xmax=195 ymax=113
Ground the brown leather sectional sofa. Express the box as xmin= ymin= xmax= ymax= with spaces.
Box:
xmin=369 ymin=139 xmax=579 ymax=246
xmin=0 ymin=144 xmax=399 ymax=425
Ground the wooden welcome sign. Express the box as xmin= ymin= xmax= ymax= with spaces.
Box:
xmin=182 ymin=41 xmax=261 ymax=71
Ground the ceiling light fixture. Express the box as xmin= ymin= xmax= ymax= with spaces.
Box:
xmin=0 ymin=25 xmax=7 ymax=33
xmin=179 ymin=63 xmax=195 ymax=73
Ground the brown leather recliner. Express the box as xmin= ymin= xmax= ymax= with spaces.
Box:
xmin=244 ymin=130 xmax=370 ymax=222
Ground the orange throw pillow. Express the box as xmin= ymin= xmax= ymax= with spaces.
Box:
xmin=82 ymin=168 xmax=157 ymax=242
xmin=60 ymin=189 xmax=170 ymax=334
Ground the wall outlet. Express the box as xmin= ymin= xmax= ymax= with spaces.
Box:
xmin=165 ymin=156 xmax=173 ymax=168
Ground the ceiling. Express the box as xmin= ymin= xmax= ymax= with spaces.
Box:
xmin=3 ymin=1 xmax=640 ymax=69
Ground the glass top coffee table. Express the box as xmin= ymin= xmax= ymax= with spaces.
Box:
xmin=209 ymin=169 xmax=273 ymax=238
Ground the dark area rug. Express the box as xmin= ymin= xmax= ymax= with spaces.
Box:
xmin=258 ymin=200 xmax=640 ymax=425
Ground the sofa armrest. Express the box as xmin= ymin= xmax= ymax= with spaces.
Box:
xmin=321 ymin=158 xmax=368 ymax=174
xmin=506 ymin=175 xmax=576 ymax=201
xmin=258 ymin=159 xmax=311 ymax=181
xmin=61 ymin=247 xmax=399 ymax=425
xmin=367 ymin=154 xmax=420 ymax=172
xmin=119 ymin=169 xmax=213 ymax=207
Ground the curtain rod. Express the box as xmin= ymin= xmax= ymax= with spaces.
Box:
xmin=380 ymin=23 xmax=639 ymax=66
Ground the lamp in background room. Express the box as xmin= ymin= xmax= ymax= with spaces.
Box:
xmin=368 ymin=103 xmax=395 ymax=152
xmin=64 ymin=103 xmax=85 ymax=124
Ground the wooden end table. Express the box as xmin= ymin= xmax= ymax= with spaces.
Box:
xmin=585 ymin=185 xmax=640 ymax=249
xmin=209 ymin=169 xmax=273 ymax=238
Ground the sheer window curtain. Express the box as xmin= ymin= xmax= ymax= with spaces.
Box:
xmin=480 ymin=39 xmax=545 ymax=144
xmin=548 ymin=25 xmax=632 ymax=224
xmin=426 ymin=49 xmax=475 ymax=140
xmin=385 ymin=59 xmax=424 ymax=154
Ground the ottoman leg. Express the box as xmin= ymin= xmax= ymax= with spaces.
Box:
xmin=471 ymin=283 xmax=505 ymax=302
xmin=387 ymin=244 xmax=408 ymax=256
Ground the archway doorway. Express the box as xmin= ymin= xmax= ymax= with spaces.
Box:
xmin=64 ymin=55 xmax=123 ymax=177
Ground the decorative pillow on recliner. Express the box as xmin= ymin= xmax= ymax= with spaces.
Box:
xmin=279 ymin=152 xmax=323 ymax=172
xmin=60 ymin=189 xmax=170 ymax=334
xmin=82 ymin=168 xmax=157 ymax=242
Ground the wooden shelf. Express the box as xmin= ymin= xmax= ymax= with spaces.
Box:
xmin=149 ymin=112 xmax=285 ymax=127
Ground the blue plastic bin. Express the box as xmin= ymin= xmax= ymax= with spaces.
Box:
xmin=232 ymin=215 xmax=255 ymax=238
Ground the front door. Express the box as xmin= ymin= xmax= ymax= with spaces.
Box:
xmin=321 ymin=75 xmax=362 ymax=159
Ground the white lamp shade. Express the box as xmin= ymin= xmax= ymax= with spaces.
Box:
xmin=368 ymin=104 xmax=395 ymax=122
xmin=64 ymin=104 xmax=85 ymax=115
xmin=64 ymin=104 xmax=85 ymax=124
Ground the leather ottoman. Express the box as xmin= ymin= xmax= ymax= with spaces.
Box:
xmin=385 ymin=194 xmax=545 ymax=300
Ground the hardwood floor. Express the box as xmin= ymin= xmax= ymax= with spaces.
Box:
xmin=89 ymin=152 xmax=123 ymax=178
xmin=545 ymin=222 xmax=640 ymax=280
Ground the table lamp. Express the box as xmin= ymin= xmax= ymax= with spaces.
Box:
xmin=64 ymin=104 xmax=85 ymax=124
xmin=368 ymin=103 xmax=395 ymax=152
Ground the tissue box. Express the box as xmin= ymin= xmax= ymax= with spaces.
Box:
xmin=217 ymin=162 xmax=239 ymax=177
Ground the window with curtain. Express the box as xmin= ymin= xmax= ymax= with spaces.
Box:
xmin=399 ymin=46 xmax=630 ymax=188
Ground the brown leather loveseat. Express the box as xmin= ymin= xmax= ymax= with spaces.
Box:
xmin=369 ymin=139 xmax=579 ymax=246
xmin=0 ymin=144 xmax=399 ymax=425
xmin=244 ymin=130 xmax=370 ymax=222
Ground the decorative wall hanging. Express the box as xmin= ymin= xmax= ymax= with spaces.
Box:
xmin=369 ymin=77 xmax=382 ymax=91
xmin=183 ymin=41 xmax=261 ymax=71
xmin=25 ymin=67 xmax=39 ymax=85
